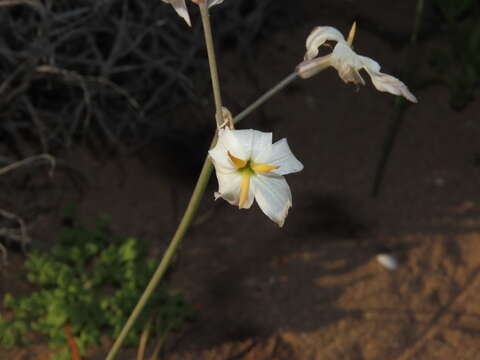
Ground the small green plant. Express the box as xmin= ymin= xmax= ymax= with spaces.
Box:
xmin=0 ymin=209 xmax=193 ymax=359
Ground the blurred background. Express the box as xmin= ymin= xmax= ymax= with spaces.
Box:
xmin=1 ymin=0 xmax=480 ymax=359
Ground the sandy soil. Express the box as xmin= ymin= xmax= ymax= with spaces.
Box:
xmin=2 ymin=0 xmax=480 ymax=359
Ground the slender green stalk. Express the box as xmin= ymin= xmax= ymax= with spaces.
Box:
xmin=105 ymin=72 xmax=300 ymax=360
xmin=148 ymin=325 xmax=171 ymax=360
xmin=105 ymin=155 xmax=214 ymax=360
xmin=198 ymin=2 xmax=223 ymax=127
xmin=234 ymin=72 xmax=299 ymax=124
xmin=411 ymin=0 xmax=425 ymax=45
xmin=370 ymin=0 xmax=425 ymax=197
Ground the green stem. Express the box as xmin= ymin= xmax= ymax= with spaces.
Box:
xmin=370 ymin=0 xmax=425 ymax=197
xmin=411 ymin=0 xmax=425 ymax=45
xmin=105 ymin=156 xmax=214 ymax=360
xmin=234 ymin=72 xmax=299 ymax=124
xmin=198 ymin=2 xmax=223 ymax=127
xmin=105 ymin=72 xmax=300 ymax=360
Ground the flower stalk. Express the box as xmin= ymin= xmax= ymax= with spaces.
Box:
xmin=198 ymin=2 xmax=224 ymax=127
xmin=105 ymin=154 xmax=214 ymax=360
xmin=234 ymin=72 xmax=299 ymax=125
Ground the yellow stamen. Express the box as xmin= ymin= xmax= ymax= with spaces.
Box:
xmin=347 ymin=21 xmax=357 ymax=47
xmin=228 ymin=151 xmax=247 ymax=168
xmin=239 ymin=171 xmax=250 ymax=208
xmin=251 ymin=163 xmax=280 ymax=174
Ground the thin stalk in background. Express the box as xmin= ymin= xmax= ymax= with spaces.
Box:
xmin=371 ymin=0 xmax=425 ymax=197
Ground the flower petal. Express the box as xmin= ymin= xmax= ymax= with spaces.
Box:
xmin=163 ymin=0 xmax=191 ymax=26
xmin=360 ymin=55 xmax=417 ymax=102
xmin=255 ymin=138 xmax=303 ymax=176
xmin=329 ymin=42 xmax=366 ymax=85
xmin=358 ymin=55 xmax=381 ymax=73
xmin=253 ymin=175 xmax=292 ymax=227
xmin=331 ymin=42 xmax=364 ymax=70
xmin=214 ymin=171 xmax=240 ymax=203
xmin=366 ymin=69 xmax=418 ymax=103
xmin=220 ymin=128 xmax=272 ymax=161
xmin=304 ymin=26 xmax=346 ymax=61
xmin=208 ymin=137 xmax=236 ymax=174
xmin=208 ymin=0 xmax=224 ymax=7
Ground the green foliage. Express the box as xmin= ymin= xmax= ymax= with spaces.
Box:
xmin=0 ymin=211 xmax=193 ymax=358
xmin=431 ymin=0 xmax=480 ymax=109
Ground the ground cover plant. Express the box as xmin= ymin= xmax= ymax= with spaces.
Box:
xmin=0 ymin=208 xmax=193 ymax=359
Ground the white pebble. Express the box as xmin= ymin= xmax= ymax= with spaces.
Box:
xmin=376 ymin=254 xmax=398 ymax=271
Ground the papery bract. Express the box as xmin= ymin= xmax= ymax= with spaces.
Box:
xmin=297 ymin=23 xmax=418 ymax=103
xmin=209 ymin=128 xmax=303 ymax=227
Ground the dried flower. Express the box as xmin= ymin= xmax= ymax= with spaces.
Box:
xmin=162 ymin=0 xmax=225 ymax=26
xmin=209 ymin=128 xmax=303 ymax=227
xmin=296 ymin=23 xmax=417 ymax=102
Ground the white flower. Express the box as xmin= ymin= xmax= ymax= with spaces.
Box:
xmin=209 ymin=128 xmax=303 ymax=227
xmin=296 ymin=23 xmax=418 ymax=103
xmin=162 ymin=0 xmax=225 ymax=27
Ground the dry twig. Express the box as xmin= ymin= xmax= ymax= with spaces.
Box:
xmin=0 ymin=153 xmax=56 ymax=178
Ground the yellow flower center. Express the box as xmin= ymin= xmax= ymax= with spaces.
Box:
xmin=227 ymin=151 xmax=279 ymax=208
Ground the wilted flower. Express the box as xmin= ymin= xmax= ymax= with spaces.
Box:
xmin=209 ymin=128 xmax=303 ymax=227
xmin=296 ymin=23 xmax=417 ymax=102
xmin=162 ymin=0 xmax=225 ymax=26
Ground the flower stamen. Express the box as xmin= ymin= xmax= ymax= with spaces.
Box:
xmin=228 ymin=152 xmax=247 ymax=168
xmin=239 ymin=171 xmax=250 ymax=208
xmin=347 ymin=21 xmax=357 ymax=47
xmin=251 ymin=163 xmax=280 ymax=174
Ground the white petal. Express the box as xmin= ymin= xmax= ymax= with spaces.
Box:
xmin=359 ymin=55 xmax=381 ymax=73
xmin=304 ymin=26 xmax=346 ymax=61
xmin=329 ymin=42 xmax=366 ymax=85
xmin=331 ymin=42 xmax=364 ymax=70
xmin=359 ymin=55 xmax=417 ymax=102
xmin=253 ymin=175 xmax=292 ymax=227
xmin=250 ymin=130 xmax=273 ymax=159
xmin=208 ymin=144 xmax=236 ymax=173
xmin=366 ymin=70 xmax=418 ymax=103
xmin=336 ymin=64 xmax=365 ymax=85
xmin=255 ymin=139 xmax=303 ymax=176
xmin=217 ymin=128 xmax=249 ymax=161
xmin=214 ymin=171 xmax=242 ymax=206
xmin=219 ymin=129 xmax=272 ymax=161
xmin=208 ymin=0 xmax=224 ymax=7
xmin=296 ymin=55 xmax=332 ymax=79
xmin=163 ymin=0 xmax=191 ymax=26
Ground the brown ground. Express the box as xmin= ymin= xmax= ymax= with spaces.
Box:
xmin=2 ymin=0 xmax=480 ymax=359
